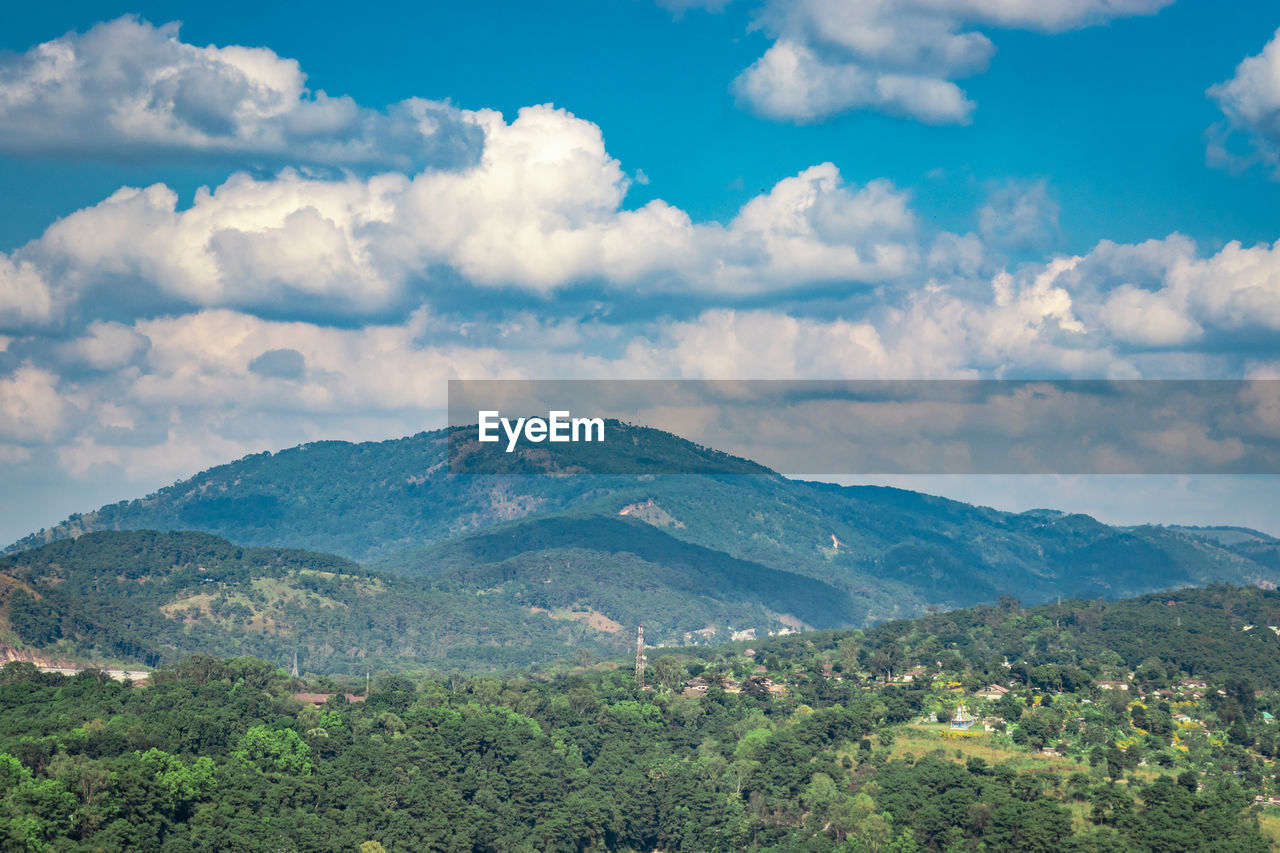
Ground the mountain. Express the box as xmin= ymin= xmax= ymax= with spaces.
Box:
xmin=846 ymin=582 xmax=1280 ymax=690
xmin=0 ymin=527 xmax=862 ymax=672
xmin=7 ymin=423 xmax=1280 ymax=628
xmin=1166 ymin=525 xmax=1280 ymax=573
xmin=405 ymin=514 xmax=860 ymax=631
xmin=0 ymin=530 xmax=636 ymax=673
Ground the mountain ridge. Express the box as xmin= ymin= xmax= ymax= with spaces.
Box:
xmin=7 ymin=423 xmax=1280 ymax=624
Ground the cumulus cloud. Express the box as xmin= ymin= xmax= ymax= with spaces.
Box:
xmin=733 ymin=39 xmax=975 ymax=124
xmin=625 ymin=309 xmax=895 ymax=377
xmin=0 ymin=106 xmax=919 ymax=326
xmin=0 ymin=364 xmax=74 ymax=444
xmin=0 ymin=256 xmax=56 ymax=329
xmin=60 ymin=321 xmax=149 ymax=371
xmin=1208 ymin=28 xmax=1280 ymax=177
xmin=1039 ymin=235 xmax=1280 ymax=349
xmin=0 ymin=16 xmax=482 ymax=169
xmin=725 ymin=0 xmax=1172 ymax=123
xmin=1171 ymin=239 xmax=1280 ymax=332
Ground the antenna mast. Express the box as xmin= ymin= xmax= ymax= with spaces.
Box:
xmin=635 ymin=625 xmax=646 ymax=688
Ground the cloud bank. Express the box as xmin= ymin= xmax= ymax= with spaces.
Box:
xmin=0 ymin=16 xmax=482 ymax=169
xmin=0 ymin=105 xmax=919 ymax=329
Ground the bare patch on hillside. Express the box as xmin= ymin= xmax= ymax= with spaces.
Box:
xmin=528 ymin=606 xmax=623 ymax=634
xmin=619 ymin=499 xmax=685 ymax=529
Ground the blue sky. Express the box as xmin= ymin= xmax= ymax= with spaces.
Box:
xmin=1 ymin=1 xmax=1279 ymax=542
xmin=3 ymin=0 xmax=1278 ymax=250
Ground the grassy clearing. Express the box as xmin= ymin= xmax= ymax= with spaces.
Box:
xmin=1258 ymin=810 xmax=1280 ymax=852
xmin=251 ymin=577 xmax=346 ymax=610
xmin=882 ymin=724 xmax=1085 ymax=772
xmin=550 ymin=607 xmax=623 ymax=633
xmin=878 ymin=724 xmax=1177 ymax=784
xmin=1065 ymin=800 xmax=1091 ymax=834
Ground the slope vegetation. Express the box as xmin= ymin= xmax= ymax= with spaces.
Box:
xmin=8 ymin=425 xmax=1279 ymax=622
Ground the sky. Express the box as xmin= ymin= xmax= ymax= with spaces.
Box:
xmin=1 ymin=0 xmax=1280 ymax=543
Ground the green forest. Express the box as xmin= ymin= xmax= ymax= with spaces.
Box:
xmin=5 ymin=432 xmax=1280 ymax=850
xmin=6 ymin=585 xmax=1280 ymax=851
xmin=12 ymin=425 xmax=1280 ymax=626
xmin=0 ymin=531 xmax=638 ymax=673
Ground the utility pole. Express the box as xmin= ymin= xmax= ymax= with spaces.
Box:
xmin=290 ymin=649 xmax=300 ymax=679
xmin=635 ymin=625 xmax=646 ymax=688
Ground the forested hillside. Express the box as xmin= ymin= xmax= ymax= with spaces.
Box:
xmin=4 ymin=596 xmax=1280 ymax=852
xmin=0 ymin=531 xmax=634 ymax=673
xmin=8 ymin=425 xmax=1280 ymax=624
xmin=0 ymin=529 xmax=858 ymax=673
xmin=7 ymin=522 xmax=1280 ymax=695
xmin=400 ymin=514 xmax=860 ymax=629
xmin=764 ymin=584 xmax=1280 ymax=692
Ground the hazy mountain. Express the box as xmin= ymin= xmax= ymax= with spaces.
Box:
xmin=0 ymin=529 xmax=630 ymax=673
xmin=7 ymin=424 xmax=1279 ymax=627
xmin=0 ymin=526 xmax=864 ymax=672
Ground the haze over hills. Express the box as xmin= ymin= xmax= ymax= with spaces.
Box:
xmin=4 ymin=423 xmax=1280 ymax=661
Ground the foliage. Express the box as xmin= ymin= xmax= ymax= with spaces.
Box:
xmin=0 ymin=629 xmax=1272 ymax=852
xmin=0 ymin=530 xmax=635 ymax=673
xmin=10 ymin=425 xmax=1280 ymax=627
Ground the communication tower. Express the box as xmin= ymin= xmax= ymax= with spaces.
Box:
xmin=635 ymin=625 xmax=646 ymax=687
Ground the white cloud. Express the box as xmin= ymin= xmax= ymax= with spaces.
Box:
xmin=0 ymin=97 xmax=1274 ymax=505
xmin=0 ymin=255 xmax=56 ymax=330
xmin=3 ymin=152 xmax=1277 ymax=499
xmin=733 ymin=39 xmax=975 ymax=124
xmin=1208 ymin=28 xmax=1280 ymax=177
xmin=61 ymin=321 xmax=149 ymax=370
xmin=0 ymin=16 xmax=482 ymax=169
xmin=625 ymin=309 xmax=895 ymax=377
xmin=728 ymin=0 xmax=1172 ymax=123
xmin=1 ymin=107 xmax=919 ymax=323
xmin=0 ymin=364 xmax=73 ymax=443
xmin=716 ymin=165 xmax=917 ymax=288
xmin=0 ymin=219 xmax=1274 ymax=514
xmin=1053 ymin=235 xmax=1280 ymax=346
xmin=613 ymin=231 xmax=1280 ymax=383
xmin=1172 ymin=239 xmax=1280 ymax=331
xmin=1098 ymin=284 xmax=1201 ymax=347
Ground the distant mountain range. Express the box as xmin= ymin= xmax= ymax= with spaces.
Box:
xmin=3 ymin=423 xmax=1280 ymax=671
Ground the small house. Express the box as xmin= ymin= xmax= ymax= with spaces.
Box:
xmin=681 ymin=677 xmax=710 ymax=698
